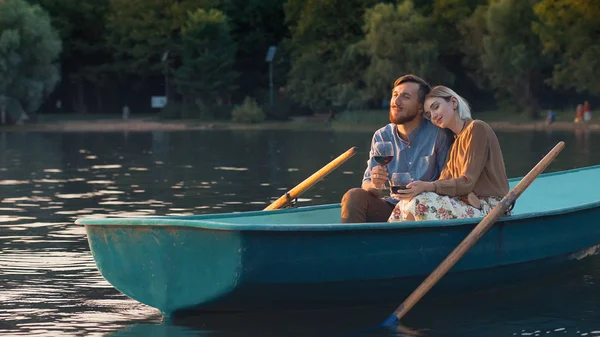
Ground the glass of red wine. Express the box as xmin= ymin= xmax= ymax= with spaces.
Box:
xmin=390 ymin=172 xmax=413 ymax=194
xmin=372 ymin=141 xmax=394 ymax=189
xmin=372 ymin=141 xmax=394 ymax=166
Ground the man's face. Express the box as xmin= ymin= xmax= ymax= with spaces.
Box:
xmin=389 ymin=82 xmax=422 ymax=125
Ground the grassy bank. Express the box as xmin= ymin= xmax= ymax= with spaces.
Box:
xmin=2 ymin=109 xmax=599 ymax=133
xmin=334 ymin=108 xmax=600 ymax=126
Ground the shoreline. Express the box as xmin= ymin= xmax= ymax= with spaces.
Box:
xmin=1 ymin=117 xmax=598 ymax=133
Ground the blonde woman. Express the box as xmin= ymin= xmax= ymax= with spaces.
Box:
xmin=388 ymin=86 xmax=509 ymax=222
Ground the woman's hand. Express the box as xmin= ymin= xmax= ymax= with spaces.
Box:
xmin=391 ymin=180 xmax=434 ymax=199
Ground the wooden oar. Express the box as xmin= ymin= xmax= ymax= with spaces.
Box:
xmin=383 ymin=141 xmax=565 ymax=327
xmin=264 ymin=146 xmax=358 ymax=211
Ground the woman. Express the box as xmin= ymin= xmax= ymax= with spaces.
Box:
xmin=388 ymin=86 xmax=509 ymax=222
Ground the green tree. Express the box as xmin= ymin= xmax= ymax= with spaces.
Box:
xmin=480 ymin=0 xmax=548 ymax=118
xmin=353 ymin=1 xmax=454 ymax=105
xmin=31 ymin=0 xmax=110 ymax=114
xmin=0 ymin=0 xmax=61 ymax=122
xmin=223 ymin=0 xmax=288 ymax=101
xmin=106 ymin=0 xmax=184 ymax=77
xmin=458 ymin=3 xmax=489 ymax=89
xmin=534 ymin=0 xmax=600 ymax=95
xmin=284 ymin=0 xmax=380 ymax=112
xmin=432 ymin=0 xmax=487 ymax=101
xmin=432 ymin=0 xmax=483 ymax=55
xmin=175 ymin=9 xmax=238 ymax=118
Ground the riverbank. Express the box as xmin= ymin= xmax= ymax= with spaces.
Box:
xmin=1 ymin=113 xmax=599 ymax=133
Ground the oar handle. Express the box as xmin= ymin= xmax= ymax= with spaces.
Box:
xmin=385 ymin=141 xmax=565 ymax=325
xmin=264 ymin=146 xmax=358 ymax=211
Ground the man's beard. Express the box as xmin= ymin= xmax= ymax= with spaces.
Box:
xmin=389 ymin=108 xmax=418 ymax=125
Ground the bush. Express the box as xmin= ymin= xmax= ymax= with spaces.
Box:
xmin=159 ymin=101 xmax=183 ymax=119
xmin=231 ymin=97 xmax=265 ymax=124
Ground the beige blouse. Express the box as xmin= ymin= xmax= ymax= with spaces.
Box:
xmin=433 ymin=119 xmax=509 ymax=198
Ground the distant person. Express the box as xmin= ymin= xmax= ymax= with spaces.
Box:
xmin=574 ymin=104 xmax=583 ymax=123
xmin=583 ymin=101 xmax=592 ymax=122
xmin=340 ymin=74 xmax=453 ymax=223
xmin=545 ymin=110 xmax=556 ymax=125
xmin=388 ymin=86 xmax=509 ymax=222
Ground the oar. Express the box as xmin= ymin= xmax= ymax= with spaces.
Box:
xmin=264 ymin=146 xmax=358 ymax=211
xmin=382 ymin=141 xmax=565 ymax=327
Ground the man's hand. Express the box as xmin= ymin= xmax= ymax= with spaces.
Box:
xmin=362 ymin=165 xmax=389 ymax=196
xmin=391 ymin=180 xmax=434 ymax=199
xmin=370 ymin=165 xmax=388 ymax=189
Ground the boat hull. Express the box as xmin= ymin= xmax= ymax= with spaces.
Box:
xmin=85 ymin=204 xmax=600 ymax=316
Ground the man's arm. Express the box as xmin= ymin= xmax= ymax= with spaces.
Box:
xmin=362 ymin=179 xmax=383 ymax=197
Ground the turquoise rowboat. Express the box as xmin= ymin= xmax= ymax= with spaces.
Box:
xmin=76 ymin=165 xmax=600 ymax=317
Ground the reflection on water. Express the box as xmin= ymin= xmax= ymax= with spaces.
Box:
xmin=0 ymin=129 xmax=599 ymax=336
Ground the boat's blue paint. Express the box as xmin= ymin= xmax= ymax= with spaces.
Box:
xmin=77 ymin=165 xmax=600 ymax=316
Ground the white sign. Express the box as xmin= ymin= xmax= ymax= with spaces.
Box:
xmin=151 ymin=96 xmax=167 ymax=108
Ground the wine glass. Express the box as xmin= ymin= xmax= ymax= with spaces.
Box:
xmin=371 ymin=141 xmax=394 ymax=189
xmin=372 ymin=141 xmax=394 ymax=167
xmin=390 ymin=172 xmax=413 ymax=195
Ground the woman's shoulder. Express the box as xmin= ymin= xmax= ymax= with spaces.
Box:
xmin=468 ymin=119 xmax=494 ymax=134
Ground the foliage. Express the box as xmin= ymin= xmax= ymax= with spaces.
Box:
xmin=222 ymin=0 xmax=288 ymax=98
xmin=458 ymin=4 xmax=489 ymax=89
xmin=12 ymin=0 xmax=600 ymax=121
xmin=479 ymin=0 xmax=550 ymax=118
xmin=533 ymin=0 xmax=600 ymax=95
xmin=353 ymin=1 xmax=454 ymax=104
xmin=0 ymin=0 xmax=61 ymax=117
xmin=284 ymin=0 xmax=380 ymax=112
xmin=231 ymin=97 xmax=265 ymax=123
xmin=175 ymin=9 xmax=238 ymax=119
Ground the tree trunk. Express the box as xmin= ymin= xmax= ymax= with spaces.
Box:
xmin=522 ymin=81 xmax=538 ymax=120
xmin=73 ymin=77 xmax=88 ymax=114
xmin=95 ymin=84 xmax=104 ymax=114
xmin=182 ymin=95 xmax=188 ymax=119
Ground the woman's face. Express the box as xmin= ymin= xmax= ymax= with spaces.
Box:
xmin=424 ymin=96 xmax=457 ymax=128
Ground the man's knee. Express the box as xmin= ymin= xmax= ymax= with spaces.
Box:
xmin=341 ymin=188 xmax=370 ymax=207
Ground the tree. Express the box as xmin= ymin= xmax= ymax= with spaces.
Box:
xmin=31 ymin=0 xmax=110 ymax=114
xmin=431 ymin=0 xmax=488 ymax=102
xmin=284 ymin=0 xmax=381 ymax=112
xmin=175 ymin=9 xmax=238 ymax=118
xmin=353 ymin=1 xmax=454 ymax=105
xmin=0 ymin=0 xmax=61 ymax=122
xmin=480 ymin=0 xmax=549 ymax=118
xmin=534 ymin=0 xmax=600 ymax=95
xmin=222 ymin=0 xmax=288 ymax=101
xmin=458 ymin=3 xmax=489 ymax=89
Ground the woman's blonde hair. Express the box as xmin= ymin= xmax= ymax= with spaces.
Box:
xmin=426 ymin=86 xmax=472 ymax=120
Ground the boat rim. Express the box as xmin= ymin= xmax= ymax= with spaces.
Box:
xmin=75 ymin=164 xmax=600 ymax=231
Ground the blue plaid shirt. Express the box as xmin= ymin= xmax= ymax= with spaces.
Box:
xmin=363 ymin=119 xmax=453 ymax=204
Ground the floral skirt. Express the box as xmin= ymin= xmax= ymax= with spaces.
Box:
xmin=388 ymin=192 xmax=505 ymax=222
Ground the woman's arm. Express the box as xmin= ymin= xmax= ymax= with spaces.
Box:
xmin=432 ymin=121 xmax=490 ymax=196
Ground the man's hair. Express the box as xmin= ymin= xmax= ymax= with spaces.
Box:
xmin=393 ymin=74 xmax=431 ymax=104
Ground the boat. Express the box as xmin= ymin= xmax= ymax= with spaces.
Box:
xmin=76 ymin=165 xmax=600 ymax=317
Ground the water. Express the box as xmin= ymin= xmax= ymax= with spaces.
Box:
xmin=0 ymin=128 xmax=599 ymax=337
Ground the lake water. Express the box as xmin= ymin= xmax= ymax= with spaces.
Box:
xmin=0 ymin=127 xmax=599 ymax=337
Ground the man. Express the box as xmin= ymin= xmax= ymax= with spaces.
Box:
xmin=340 ymin=74 xmax=453 ymax=223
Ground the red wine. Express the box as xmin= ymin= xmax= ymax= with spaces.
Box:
xmin=391 ymin=185 xmax=407 ymax=194
xmin=373 ymin=155 xmax=393 ymax=166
